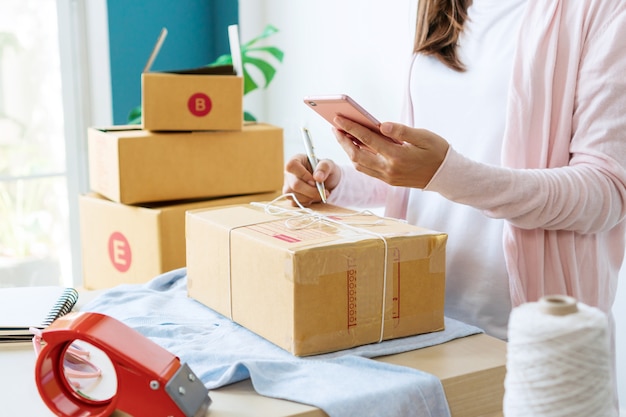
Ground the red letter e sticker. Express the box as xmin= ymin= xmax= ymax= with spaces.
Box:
xmin=108 ymin=231 xmax=132 ymax=273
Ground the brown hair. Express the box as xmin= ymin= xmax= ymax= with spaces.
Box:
xmin=414 ymin=0 xmax=471 ymax=72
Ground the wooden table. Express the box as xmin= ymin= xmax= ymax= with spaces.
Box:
xmin=0 ymin=289 xmax=506 ymax=416
xmin=0 ymin=333 xmax=505 ymax=417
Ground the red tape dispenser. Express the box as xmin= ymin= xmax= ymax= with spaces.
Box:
xmin=33 ymin=311 xmax=211 ymax=417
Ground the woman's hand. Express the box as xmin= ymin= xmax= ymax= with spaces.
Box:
xmin=333 ymin=116 xmax=450 ymax=189
xmin=282 ymin=153 xmax=342 ymax=206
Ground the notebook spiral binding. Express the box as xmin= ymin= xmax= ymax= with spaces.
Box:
xmin=42 ymin=288 xmax=79 ymax=327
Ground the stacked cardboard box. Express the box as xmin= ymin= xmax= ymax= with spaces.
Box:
xmin=86 ymin=124 xmax=283 ymax=205
xmin=141 ymin=66 xmax=244 ymax=132
xmin=80 ymin=69 xmax=284 ymax=289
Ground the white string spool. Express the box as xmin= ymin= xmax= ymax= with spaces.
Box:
xmin=503 ymin=295 xmax=613 ymax=417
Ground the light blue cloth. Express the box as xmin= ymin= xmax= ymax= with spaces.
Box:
xmin=82 ymin=268 xmax=482 ymax=417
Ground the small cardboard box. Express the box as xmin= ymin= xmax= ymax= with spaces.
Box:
xmin=186 ymin=202 xmax=447 ymax=356
xmin=87 ymin=123 xmax=284 ymax=205
xmin=79 ymin=191 xmax=280 ymax=290
xmin=142 ymin=66 xmax=243 ymax=132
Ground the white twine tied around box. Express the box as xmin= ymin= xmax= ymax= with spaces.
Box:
xmin=250 ymin=193 xmax=396 ymax=344
xmin=503 ymin=295 xmax=614 ymax=417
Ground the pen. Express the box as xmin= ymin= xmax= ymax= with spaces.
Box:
xmin=300 ymin=127 xmax=327 ymax=203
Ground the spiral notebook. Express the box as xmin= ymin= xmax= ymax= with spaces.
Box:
xmin=0 ymin=286 xmax=79 ymax=342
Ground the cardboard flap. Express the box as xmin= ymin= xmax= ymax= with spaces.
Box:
xmin=159 ymin=64 xmax=236 ymax=76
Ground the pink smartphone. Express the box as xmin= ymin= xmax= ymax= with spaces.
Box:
xmin=303 ymin=94 xmax=399 ymax=151
xmin=303 ymin=94 xmax=381 ymax=132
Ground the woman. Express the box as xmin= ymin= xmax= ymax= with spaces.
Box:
xmin=283 ymin=0 xmax=625 ymax=410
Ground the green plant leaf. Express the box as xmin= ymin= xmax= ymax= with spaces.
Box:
xmin=242 ymin=55 xmax=278 ymax=91
xmin=127 ymin=106 xmax=142 ymax=124
xmin=243 ymin=72 xmax=259 ymax=95
xmin=241 ymin=24 xmax=279 ymax=49
xmin=245 ymin=46 xmax=284 ymax=62
xmin=244 ymin=111 xmax=257 ymax=122
xmin=209 ymin=54 xmax=233 ymax=67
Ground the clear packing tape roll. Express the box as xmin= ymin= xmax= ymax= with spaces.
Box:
xmin=504 ymin=295 xmax=614 ymax=417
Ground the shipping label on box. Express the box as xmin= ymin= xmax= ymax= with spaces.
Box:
xmin=142 ymin=65 xmax=243 ymax=132
xmin=87 ymin=123 xmax=284 ymax=205
xmin=79 ymin=191 xmax=280 ymax=290
xmin=187 ymin=201 xmax=447 ymax=356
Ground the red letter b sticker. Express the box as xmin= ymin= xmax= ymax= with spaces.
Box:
xmin=188 ymin=93 xmax=212 ymax=117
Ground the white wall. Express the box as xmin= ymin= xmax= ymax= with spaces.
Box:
xmin=239 ymin=1 xmax=626 ymax=413
xmin=239 ymin=0 xmax=416 ymax=167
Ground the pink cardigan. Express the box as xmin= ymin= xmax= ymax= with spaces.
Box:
xmin=331 ymin=0 xmax=626 ymax=313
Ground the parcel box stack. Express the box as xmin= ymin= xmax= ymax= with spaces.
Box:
xmin=80 ymin=66 xmax=284 ymax=289
xmin=186 ymin=202 xmax=448 ymax=356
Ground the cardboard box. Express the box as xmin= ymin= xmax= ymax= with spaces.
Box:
xmin=142 ymin=67 xmax=243 ymax=132
xmin=79 ymin=191 xmax=280 ymax=290
xmin=87 ymin=123 xmax=284 ymax=205
xmin=186 ymin=202 xmax=447 ymax=356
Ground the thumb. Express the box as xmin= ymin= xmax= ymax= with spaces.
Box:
xmin=381 ymin=122 xmax=450 ymax=164
xmin=313 ymin=159 xmax=333 ymax=182
xmin=380 ymin=122 xmax=437 ymax=148
xmin=379 ymin=122 xmax=414 ymax=144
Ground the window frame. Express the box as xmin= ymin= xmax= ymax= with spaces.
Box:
xmin=56 ymin=0 xmax=112 ymax=287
